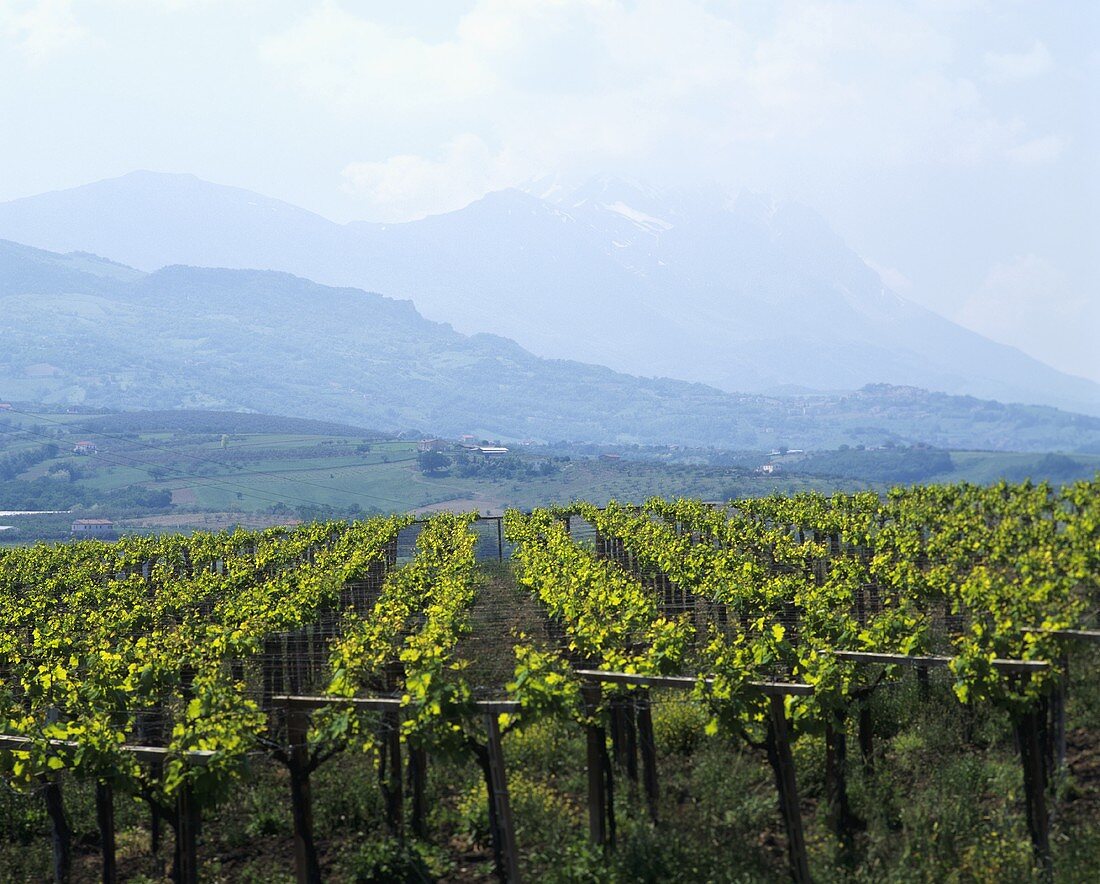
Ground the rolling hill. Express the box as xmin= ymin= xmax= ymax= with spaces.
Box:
xmin=0 ymin=171 xmax=1097 ymax=415
xmin=1 ymin=239 xmax=1099 ymax=452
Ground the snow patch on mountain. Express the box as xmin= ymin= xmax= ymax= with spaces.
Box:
xmin=603 ymin=201 xmax=673 ymax=231
xmin=0 ymin=171 xmax=1097 ymax=415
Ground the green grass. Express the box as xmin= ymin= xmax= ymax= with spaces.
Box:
xmin=4 ymin=672 xmax=1095 ymax=882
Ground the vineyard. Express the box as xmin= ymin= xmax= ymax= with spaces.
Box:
xmin=1 ymin=480 xmax=1099 ymax=882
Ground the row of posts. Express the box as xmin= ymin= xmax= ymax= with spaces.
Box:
xmin=27 ymin=660 xmax=1072 ymax=884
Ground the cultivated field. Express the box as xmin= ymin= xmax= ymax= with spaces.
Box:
xmin=1 ymin=482 xmax=1098 ymax=881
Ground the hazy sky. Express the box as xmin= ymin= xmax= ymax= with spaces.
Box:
xmin=1 ymin=0 xmax=1097 ymax=381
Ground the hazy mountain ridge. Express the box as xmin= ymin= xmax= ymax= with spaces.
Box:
xmin=0 ymin=171 xmax=1096 ymax=416
xmin=0 ymin=238 xmax=141 ymax=296
xmin=1 ymin=239 xmax=1099 ymax=453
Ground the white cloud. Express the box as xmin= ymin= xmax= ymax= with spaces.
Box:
xmin=1006 ymin=133 xmax=1067 ymax=165
xmin=260 ymin=1 xmax=1068 ymax=219
xmin=955 ymin=255 xmax=1098 ymax=379
xmin=342 ymin=134 xmax=528 ymax=220
xmin=983 ymin=41 xmax=1052 ymax=83
xmin=961 ymin=254 xmax=1067 ymax=322
xmin=0 ymin=0 xmax=84 ymax=62
xmin=259 ymin=2 xmax=497 ymax=115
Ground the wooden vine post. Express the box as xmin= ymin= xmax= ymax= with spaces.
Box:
xmin=765 ymin=695 xmax=811 ymax=884
xmin=96 ymin=780 xmax=117 ymax=884
xmin=1012 ymin=672 xmax=1051 ymax=874
xmin=41 ymin=707 xmax=72 ymax=884
xmin=1051 ymin=654 xmax=1068 ymax=774
xmin=378 ymin=664 xmax=405 ymax=836
xmin=636 ymin=690 xmax=660 ymax=822
xmin=148 ymin=750 xmax=164 ymax=854
xmin=623 ymin=695 xmax=639 ymax=785
xmin=608 ymin=694 xmax=639 ymax=786
xmin=916 ymin=665 xmax=930 ymax=700
xmin=1015 ymin=702 xmax=1050 ymax=869
xmin=578 ymin=670 xmax=814 ymax=879
xmin=582 ymin=684 xmax=610 ymax=849
xmin=1022 ymin=627 xmax=1100 ymax=776
xmin=378 ymin=705 xmax=404 ymax=835
xmin=286 ymin=706 xmax=321 ymax=884
xmin=175 ymin=668 xmax=201 ymax=884
xmin=2 ymin=737 xmax=215 ymax=884
xmin=274 ymin=696 xmax=521 ymax=880
xmin=175 ymin=779 xmax=200 ymax=884
xmin=42 ymin=776 xmax=72 ymax=884
xmin=484 ymin=711 xmax=521 ymax=883
xmin=857 ymin=700 xmax=874 ymax=777
xmin=833 ymin=651 xmax=1053 ymax=872
xmin=823 ymin=713 xmax=860 ymax=863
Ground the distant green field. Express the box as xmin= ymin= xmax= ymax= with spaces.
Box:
xmin=1 ymin=406 xmax=1097 ymax=543
xmin=931 ymin=450 xmax=1100 ymax=484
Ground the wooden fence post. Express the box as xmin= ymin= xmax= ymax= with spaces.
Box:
xmin=96 ymin=780 xmax=117 ymax=884
xmin=582 ymin=685 xmax=608 ymax=848
xmin=609 ymin=694 xmax=638 ymax=782
xmin=623 ymin=695 xmax=639 ymax=786
xmin=916 ymin=666 xmax=930 ymax=701
xmin=1052 ymin=656 xmax=1068 ymax=774
xmin=175 ymin=780 xmax=199 ymax=884
xmin=637 ymin=690 xmax=659 ymax=822
xmin=43 ymin=777 xmax=72 ymax=884
xmin=484 ymin=712 xmax=521 ymax=883
xmin=1015 ymin=705 xmax=1051 ymax=873
xmin=600 ymin=716 xmax=617 ymax=850
xmin=858 ymin=700 xmax=874 ymax=777
xmin=1036 ymin=693 xmax=1051 ymax=784
xmin=609 ymin=696 xmax=624 ymax=770
xmin=287 ymin=707 xmax=321 ymax=884
xmin=378 ymin=707 xmax=404 ymax=835
xmin=765 ymin=696 xmax=811 ymax=884
xmin=824 ymin=712 xmax=861 ymax=864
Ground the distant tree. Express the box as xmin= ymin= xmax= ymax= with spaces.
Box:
xmin=418 ymin=450 xmax=452 ymax=475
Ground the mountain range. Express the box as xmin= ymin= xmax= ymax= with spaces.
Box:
xmin=1 ymin=171 xmax=1097 ymax=417
xmin=2 ymin=237 xmax=1100 ymax=453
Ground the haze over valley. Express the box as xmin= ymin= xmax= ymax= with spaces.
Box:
xmin=1 ymin=171 xmax=1096 ymax=419
xmin=3 ymin=232 xmax=1100 ymax=455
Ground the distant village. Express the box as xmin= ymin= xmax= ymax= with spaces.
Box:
xmin=418 ymin=435 xmax=511 ymax=457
